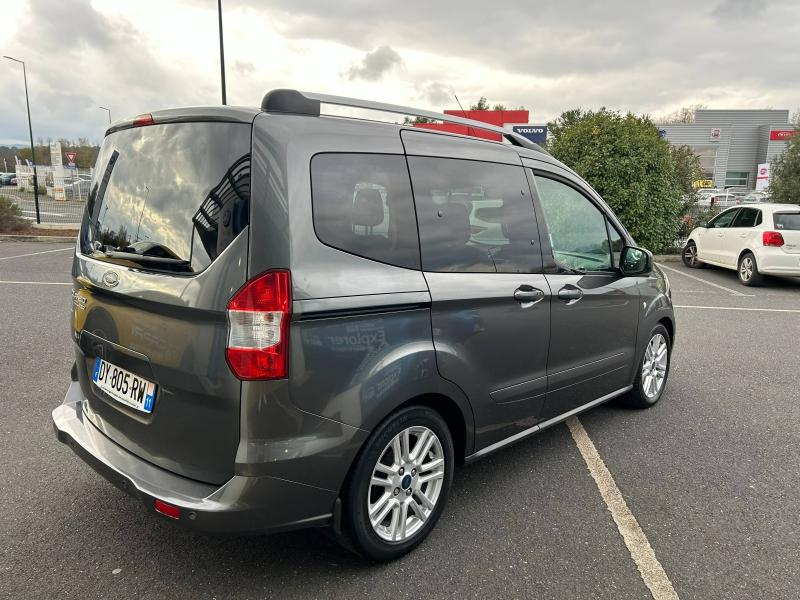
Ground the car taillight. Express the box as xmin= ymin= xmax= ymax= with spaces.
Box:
xmin=762 ymin=231 xmax=784 ymax=247
xmin=226 ymin=270 xmax=291 ymax=380
xmin=132 ymin=113 xmax=154 ymax=127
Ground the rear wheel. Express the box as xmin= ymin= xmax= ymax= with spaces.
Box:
xmin=682 ymin=241 xmax=704 ymax=268
xmin=341 ymin=406 xmax=454 ymax=561
xmin=738 ymin=252 xmax=763 ymax=286
xmin=622 ymin=325 xmax=671 ymax=409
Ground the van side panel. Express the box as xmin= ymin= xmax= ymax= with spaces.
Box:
xmin=249 ymin=114 xmax=475 ymax=452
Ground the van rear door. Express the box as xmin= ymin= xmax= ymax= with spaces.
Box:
xmin=72 ymin=117 xmax=253 ymax=484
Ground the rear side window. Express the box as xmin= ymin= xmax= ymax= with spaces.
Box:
xmin=80 ymin=122 xmax=251 ymax=273
xmin=731 ymin=208 xmax=761 ymax=228
xmin=774 ymin=212 xmax=800 ymax=230
xmin=310 ymin=154 xmax=420 ymax=270
xmin=407 ymin=157 xmax=541 ymax=273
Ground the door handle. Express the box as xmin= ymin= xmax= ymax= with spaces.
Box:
xmin=557 ymin=285 xmax=583 ymax=303
xmin=513 ymin=286 xmax=545 ymax=307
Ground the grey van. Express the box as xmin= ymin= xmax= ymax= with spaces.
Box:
xmin=52 ymin=90 xmax=675 ymax=561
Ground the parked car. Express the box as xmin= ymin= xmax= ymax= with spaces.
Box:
xmin=742 ymin=191 xmax=770 ymax=203
xmin=683 ymin=203 xmax=800 ymax=285
xmin=64 ymin=174 xmax=92 ymax=199
xmin=52 ymin=90 xmax=676 ymax=561
xmin=0 ymin=172 xmax=16 ymax=185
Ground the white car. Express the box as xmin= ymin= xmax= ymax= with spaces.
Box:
xmin=682 ymin=203 xmax=800 ymax=286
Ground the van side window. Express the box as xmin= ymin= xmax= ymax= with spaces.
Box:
xmin=407 ymin=157 xmax=541 ymax=273
xmin=533 ymin=176 xmax=614 ymax=272
xmin=311 ymin=154 xmax=420 ymax=270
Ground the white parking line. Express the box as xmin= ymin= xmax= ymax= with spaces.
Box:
xmin=0 ymin=280 xmax=72 ymax=286
xmin=0 ymin=247 xmax=73 ymax=261
xmin=657 ymin=264 xmax=751 ymax=297
xmin=675 ymin=304 xmax=800 ymax=314
xmin=567 ymin=417 xmax=680 ymax=600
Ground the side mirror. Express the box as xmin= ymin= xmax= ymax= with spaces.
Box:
xmin=619 ymin=246 xmax=652 ymax=276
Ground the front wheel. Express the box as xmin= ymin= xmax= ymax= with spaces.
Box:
xmin=341 ymin=406 xmax=454 ymax=561
xmin=622 ymin=325 xmax=671 ymax=409
xmin=682 ymin=241 xmax=704 ymax=268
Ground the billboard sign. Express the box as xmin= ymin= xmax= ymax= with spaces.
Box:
xmin=769 ymin=129 xmax=798 ymax=141
xmin=512 ymin=125 xmax=548 ymax=144
xmin=755 ymin=163 xmax=770 ymax=191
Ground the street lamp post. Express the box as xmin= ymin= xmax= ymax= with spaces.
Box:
xmin=98 ymin=106 xmax=112 ymax=124
xmin=218 ymin=0 xmax=227 ymax=105
xmin=3 ymin=55 xmax=41 ymax=224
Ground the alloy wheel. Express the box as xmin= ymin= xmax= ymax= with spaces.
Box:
xmin=642 ymin=333 xmax=668 ymax=399
xmin=684 ymin=244 xmax=698 ymax=267
xmin=740 ymin=256 xmax=754 ymax=282
xmin=367 ymin=426 xmax=445 ymax=543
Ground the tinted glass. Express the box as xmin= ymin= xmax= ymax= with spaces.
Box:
xmin=774 ymin=212 xmax=800 ymax=230
xmin=708 ymin=209 xmax=739 ymax=228
xmin=408 ymin=157 xmax=540 ymax=273
xmin=731 ymin=208 xmax=760 ymax=228
xmin=80 ymin=122 xmax=251 ymax=273
xmin=311 ymin=154 xmax=420 ymax=270
xmin=534 ymin=176 xmax=612 ymax=272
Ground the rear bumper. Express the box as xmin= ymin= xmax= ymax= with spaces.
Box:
xmin=52 ymin=381 xmax=338 ymax=534
xmin=755 ymin=248 xmax=800 ymax=276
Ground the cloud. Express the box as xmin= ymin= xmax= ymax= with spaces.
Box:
xmin=1 ymin=0 xmax=798 ymax=145
xmin=347 ymin=45 xmax=402 ymax=81
xmin=710 ymin=0 xmax=768 ymax=20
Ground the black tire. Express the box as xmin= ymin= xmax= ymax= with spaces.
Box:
xmin=682 ymin=241 xmax=704 ymax=268
xmin=737 ymin=252 xmax=763 ymax=286
xmin=340 ymin=406 xmax=454 ymax=561
xmin=621 ymin=324 xmax=672 ymax=409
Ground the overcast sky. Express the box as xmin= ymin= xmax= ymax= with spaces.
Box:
xmin=1 ymin=0 xmax=798 ymax=145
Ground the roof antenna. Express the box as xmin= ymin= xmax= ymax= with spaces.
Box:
xmin=452 ymin=90 xmax=477 ymax=138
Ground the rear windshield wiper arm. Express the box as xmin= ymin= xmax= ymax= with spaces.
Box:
xmin=100 ymin=250 xmax=190 ymax=266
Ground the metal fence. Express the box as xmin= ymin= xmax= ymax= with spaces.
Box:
xmin=1 ymin=164 xmax=92 ymax=226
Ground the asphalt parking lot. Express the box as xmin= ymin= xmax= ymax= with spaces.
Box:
xmin=2 ymin=241 xmax=799 ymax=600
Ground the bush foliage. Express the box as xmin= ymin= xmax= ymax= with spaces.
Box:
xmin=0 ymin=196 xmax=28 ymax=233
xmin=547 ymin=108 xmax=685 ymax=252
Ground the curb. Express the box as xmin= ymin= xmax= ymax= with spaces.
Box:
xmin=0 ymin=234 xmax=77 ymax=243
xmin=653 ymin=254 xmax=682 ymax=263
xmin=33 ymin=222 xmax=81 ymax=231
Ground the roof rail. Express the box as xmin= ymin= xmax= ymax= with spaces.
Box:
xmin=261 ymin=89 xmax=546 ymax=153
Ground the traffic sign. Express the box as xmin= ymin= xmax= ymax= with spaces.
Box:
xmin=65 ymin=152 xmax=77 ymax=163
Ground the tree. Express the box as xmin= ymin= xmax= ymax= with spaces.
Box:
xmin=670 ymin=144 xmax=704 ymax=197
xmin=769 ymin=130 xmax=800 ymax=204
xmin=547 ymin=108 xmax=684 ymax=252
xmin=656 ymin=104 xmax=707 ymax=125
xmin=470 ymin=97 xmax=489 ymax=110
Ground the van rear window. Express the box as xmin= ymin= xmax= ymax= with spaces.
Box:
xmin=774 ymin=212 xmax=800 ymax=230
xmin=80 ymin=122 xmax=251 ymax=273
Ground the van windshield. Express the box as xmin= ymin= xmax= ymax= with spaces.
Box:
xmin=80 ymin=121 xmax=251 ymax=273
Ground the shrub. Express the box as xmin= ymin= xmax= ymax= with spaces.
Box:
xmin=548 ymin=108 xmax=685 ymax=253
xmin=0 ymin=196 xmax=28 ymax=232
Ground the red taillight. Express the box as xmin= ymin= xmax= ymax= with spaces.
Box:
xmin=154 ymin=499 xmax=180 ymax=519
xmin=762 ymin=231 xmax=785 ymax=247
xmin=226 ymin=270 xmax=291 ymax=380
xmin=132 ymin=113 xmax=154 ymax=127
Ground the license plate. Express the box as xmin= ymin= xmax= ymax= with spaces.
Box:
xmin=92 ymin=357 xmax=157 ymax=413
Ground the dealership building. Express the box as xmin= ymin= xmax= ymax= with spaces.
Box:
xmin=658 ymin=109 xmax=796 ymax=190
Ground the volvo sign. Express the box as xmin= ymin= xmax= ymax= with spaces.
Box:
xmin=512 ymin=125 xmax=548 ymax=144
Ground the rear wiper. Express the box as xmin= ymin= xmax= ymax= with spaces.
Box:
xmin=100 ymin=250 xmax=190 ymax=267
